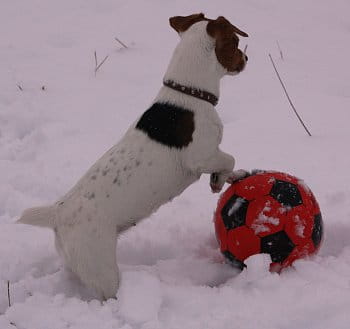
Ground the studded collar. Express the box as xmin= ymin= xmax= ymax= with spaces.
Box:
xmin=163 ymin=80 xmax=218 ymax=106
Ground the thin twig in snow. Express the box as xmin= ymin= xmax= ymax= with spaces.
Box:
xmin=95 ymin=55 xmax=109 ymax=75
xmin=7 ymin=282 xmax=18 ymax=327
xmin=7 ymin=281 xmax=11 ymax=307
xmin=94 ymin=51 xmax=109 ymax=76
xmin=276 ymin=41 xmax=284 ymax=60
xmin=268 ymin=54 xmax=312 ymax=137
xmin=243 ymin=44 xmax=248 ymax=54
xmin=94 ymin=51 xmax=98 ymax=68
xmin=114 ymin=37 xmax=128 ymax=49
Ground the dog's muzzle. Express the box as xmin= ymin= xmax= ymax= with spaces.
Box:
xmin=227 ymin=52 xmax=248 ymax=76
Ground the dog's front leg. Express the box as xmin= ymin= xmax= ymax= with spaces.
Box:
xmin=196 ymin=149 xmax=235 ymax=193
xmin=197 ymin=151 xmax=250 ymax=193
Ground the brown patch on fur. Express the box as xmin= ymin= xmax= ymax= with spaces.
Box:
xmin=207 ymin=16 xmax=248 ymax=73
xmin=169 ymin=14 xmax=248 ymax=73
xmin=169 ymin=13 xmax=208 ymax=33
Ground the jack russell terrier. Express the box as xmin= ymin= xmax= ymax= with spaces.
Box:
xmin=18 ymin=13 xmax=249 ymax=300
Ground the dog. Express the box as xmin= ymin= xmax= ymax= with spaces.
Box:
xmin=18 ymin=13 xmax=248 ymax=300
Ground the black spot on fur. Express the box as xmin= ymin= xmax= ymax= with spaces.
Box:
xmin=84 ymin=192 xmax=95 ymax=200
xmin=136 ymin=102 xmax=194 ymax=149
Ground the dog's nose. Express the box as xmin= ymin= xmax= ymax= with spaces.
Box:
xmin=245 ymin=54 xmax=248 ymax=62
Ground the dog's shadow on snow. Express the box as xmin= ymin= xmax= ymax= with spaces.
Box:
xmin=117 ymin=231 xmax=240 ymax=287
xmin=31 ymin=262 xmax=99 ymax=301
xmin=320 ymin=222 xmax=350 ymax=257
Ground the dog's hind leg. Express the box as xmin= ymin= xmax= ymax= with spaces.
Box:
xmin=55 ymin=216 xmax=119 ymax=300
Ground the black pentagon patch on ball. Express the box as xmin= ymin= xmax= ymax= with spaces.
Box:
xmin=270 ymin=180 xmax=303 ymax=208
xmin=222 ymin=250 xmax=246 ymax=270
xmin=312 ymin=213 xmax=323 ymax=248
xmin=221 ymin=195 xmax=249 ymax=230
xmin=261 ymin=231 xmax=295 ymax=263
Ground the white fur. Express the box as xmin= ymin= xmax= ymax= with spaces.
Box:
xmin=18 ymin=21 xmax=246 ymax=300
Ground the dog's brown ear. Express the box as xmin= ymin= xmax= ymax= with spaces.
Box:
xmin=207 ymin=16 xmax=248 ymax=38
xmin=169 ymin=13 xmax=207 ymax=33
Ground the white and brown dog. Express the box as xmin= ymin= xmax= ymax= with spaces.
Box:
xmin=18 ymin=13 xmax=248 ymax=300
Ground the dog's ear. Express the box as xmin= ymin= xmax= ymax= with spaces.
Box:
xmin=169 ymin=13 xmax=207 ymax=33
xmin=207 ymin=16 xmax=248 ymax=38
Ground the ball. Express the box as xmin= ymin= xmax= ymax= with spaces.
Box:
xmin=214 ymin=170 xmax=323 ymax=272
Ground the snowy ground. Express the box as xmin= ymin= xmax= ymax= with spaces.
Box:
xmin=1 ymin=0 xmax=350 ymax=328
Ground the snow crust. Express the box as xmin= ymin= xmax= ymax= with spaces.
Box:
xmin=1 ymin=0 xmax=350 ymax=328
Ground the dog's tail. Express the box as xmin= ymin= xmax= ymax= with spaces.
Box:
xmin=17 ymin=205 xmax=56 ymax=228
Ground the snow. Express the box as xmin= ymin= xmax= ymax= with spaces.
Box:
xmin=1 ymin=0 xmax=350 ymax=328
xmin=251 ymin=201 xmax=280 ymax=234
xmin=228 ymin=197 xmax=245 ymax=217
xmin=293 ymin=215 xmax=306 ymax=238
xmin=252 ymin=214 xmax=280 ymax=235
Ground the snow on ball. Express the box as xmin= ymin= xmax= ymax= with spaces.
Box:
xmin=214 ymin=170 xmax=323 ymax=272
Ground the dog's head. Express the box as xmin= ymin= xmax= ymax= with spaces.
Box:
xmin=169 ymin=13 xmax=248 ymax=76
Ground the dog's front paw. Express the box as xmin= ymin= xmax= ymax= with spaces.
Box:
xmin=210 ymin=170 xmax=251 ymax=193
xmin=226 ymin=169 xmax=251 ymax=184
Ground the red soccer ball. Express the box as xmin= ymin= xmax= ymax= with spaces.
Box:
xmin=214 ymin=170 xmax=323 ymax=272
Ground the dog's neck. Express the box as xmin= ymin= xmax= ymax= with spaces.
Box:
xmin=160 ymin=22 xmax=225 ymax=106
xmin=163 ymin=79 xmax=218 ymax=106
